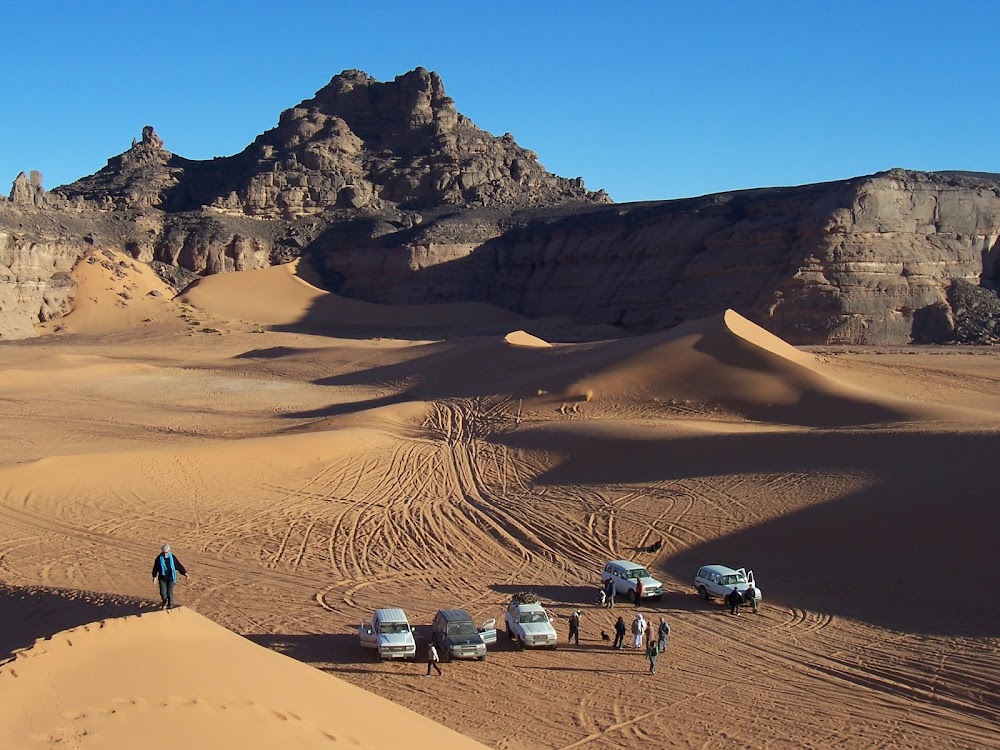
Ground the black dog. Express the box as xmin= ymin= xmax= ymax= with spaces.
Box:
xmin=647 ymin=539 xmax=663 ymax=553
xmin=600 ymin=630 xmax=610 ymax=641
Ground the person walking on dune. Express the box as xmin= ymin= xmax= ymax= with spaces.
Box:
xmin=152 ymin=544 xmax=188 ymax=609
xmin=427 ymin=643 xmax=442 ymax=676
xmin=613 ymin=616 xmax=626 ymax=649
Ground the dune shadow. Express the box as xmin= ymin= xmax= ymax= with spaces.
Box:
xmin=497 ymin=428 xmax=1000 ymax=637
xmin=0 ymin=583 xmax=151 ymax=660
xmin=246 ymin=632 xmax=399 ymax=667
xmin=280 ymin=393 xmax=409 ymax=420
xmin=491 ymin=584 xmax=598 ymax=607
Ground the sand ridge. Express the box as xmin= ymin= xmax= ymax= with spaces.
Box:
xmin=0 ymin=607 xmax=490 ymax=750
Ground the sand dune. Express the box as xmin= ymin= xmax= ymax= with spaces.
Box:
xmin=180 ymin=260 xmax=524 ymax=336
xmin=0 ymin=608 xmax=489 ymax=750
xmin=41 ymin=249 xmax=180 ymax=335
xmin=1 ymin=260 xmax=998 ymax=748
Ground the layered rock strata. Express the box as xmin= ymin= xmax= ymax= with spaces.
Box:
xmin=313 ymin=170 xmax=1000 ymax=345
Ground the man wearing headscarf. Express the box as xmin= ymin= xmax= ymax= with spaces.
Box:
xmin=152 ymin=543 xmax=188 ymax=609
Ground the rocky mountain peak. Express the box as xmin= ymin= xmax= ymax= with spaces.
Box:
xmin=56 ymin=68 xmax=609 ymax=218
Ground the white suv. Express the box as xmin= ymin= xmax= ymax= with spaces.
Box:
xmin=504 ymin=600 xmax=558 ymax=650
xmin=694 ymin=565 xmax=762 ymax=603
xmin=601 ymin=560 xmax=664 ymax=602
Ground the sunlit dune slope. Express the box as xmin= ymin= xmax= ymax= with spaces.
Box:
xmin=0 ymin=608 xmax=489 ymax=750
xmin=305 ymin=310 xmax=953 ymax=427
xmin=39 ymin=249 xmax=180 ymax=335
xmin=179 ymin=260 xmax=523 ymax=335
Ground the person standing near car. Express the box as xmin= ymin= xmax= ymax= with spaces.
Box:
xmin=151 ymin=543 xmax=188 ymax=610
xmin=727 ymin=586 xmax=742 ymax=615
xmin=634 ymin=577 xmax=644 ymax=607
xmin=613 ymin=616 xmax=626 ymax=649
xmin=426 ymin=642 xmax=442 ymax=676
xmin=568 ymin=610 xmax=581 ymax=645
xmin=605 ymin=577 xmax=615 ymax=609
xmin=745 ymin=584 xmax=759 ymax=614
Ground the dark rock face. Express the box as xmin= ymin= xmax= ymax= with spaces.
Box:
xmin=1 ymin=66 xmax=999 ymax=345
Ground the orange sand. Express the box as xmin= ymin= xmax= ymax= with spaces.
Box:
xmin=1 ymin=249 xmax=997 ymax=749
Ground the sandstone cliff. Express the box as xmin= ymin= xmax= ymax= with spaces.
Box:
xmin=310 ymin=169 xmax=1000 ymax=345
xmin=2 ymin=65 xmax=999 ymax=345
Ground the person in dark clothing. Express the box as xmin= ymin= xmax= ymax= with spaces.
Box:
xmin=634 ymin=577 xmax=644 ymax=607
xmin=646 ymin=637 xmax=659 ymax=674
xmin=152 ymin=543 xmax=188 ymax=609
xmin=568 ymin=610 xmax=581 ymax=645
xmin=612 ymin=616 xmax=626 ymax=649
xmin=744 ymin=584 xmax=759 ymax=614
xmin=657 ymin=618 xmax=670 ymax=653
xmin=604 ymin=577 xmax=615 ymax=609
xmin=726 ymin=587 xmax=742 ymax=615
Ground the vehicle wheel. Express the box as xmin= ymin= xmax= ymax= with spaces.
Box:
xmin=628 ymin=589 xmax=637 ymax=603
xmin=517 ymin=637 xmax=524 ymax=652
xmin=478 ymin=655 xmax=487 ymax=662
xmin=653 ymin=594 xmax=663 ymax=601
xmin=698 ymin=585 xmax=709 ymax=601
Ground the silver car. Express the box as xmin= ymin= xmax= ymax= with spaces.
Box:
xmin=601 ymin=560 xmax=664 ymax=602
xmin=694 ymin=565 xmax=762 ymax=603
xmin=504 ymin=601 xmax=558 ymax=650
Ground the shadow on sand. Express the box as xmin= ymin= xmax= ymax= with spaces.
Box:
xmin=0 ymin=583 xmax=150 ymax=660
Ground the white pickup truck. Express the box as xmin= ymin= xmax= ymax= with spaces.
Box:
xmin=359 ymin=607 xmax=417 ymax=661
xmin=503 ymin=599 xmax=558 ymax=650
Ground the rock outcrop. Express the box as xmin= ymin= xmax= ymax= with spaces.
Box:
xmin=311 ymin=170 xmax=1000 ymax=345
xmin=2 ymin=65 xmax=999 ymax=345
xmin=58 ymin=69 xmax=608 ymax=218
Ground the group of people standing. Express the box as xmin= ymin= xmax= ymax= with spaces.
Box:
xmin=605 ymin=612 xmax=671 ymax=674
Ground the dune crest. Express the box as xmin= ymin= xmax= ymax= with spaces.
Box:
xmin=0 ymin=608 xmax=489 ymax=750
xmin=503 ymin=330 xmax=551 ymax=348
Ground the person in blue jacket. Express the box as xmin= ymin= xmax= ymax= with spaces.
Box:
xmin=152 ymin=543 xmax=188 ymax=609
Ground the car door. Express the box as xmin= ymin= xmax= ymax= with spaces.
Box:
xmin=359 ymin=617 xmax=378 ymax=650
xmin=708 ymin=571 xmax=724 ymax=598
xmin=479 ymin=618 xmax=498 ymax=645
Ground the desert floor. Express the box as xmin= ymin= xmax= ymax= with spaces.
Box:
xmin=1 ymin=251 xmax=998 ymax=749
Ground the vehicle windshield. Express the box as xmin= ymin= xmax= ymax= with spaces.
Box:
xmin=379 ymin=622 xmax=410 ymax=634
xmin=721 ymin=573 xmax=747 ymax=585
xmin=447 ymin=621 xmax=477 ymax=636
xmin=520 ymin=612 xmax=547 ymax=624
xmin=630 ymin=568 xmax=650 ymax=579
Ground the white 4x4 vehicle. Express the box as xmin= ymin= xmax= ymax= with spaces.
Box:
xmin=359 ymin=607 xmax=417 ymax=661
xmin=602 ymin=560 xmax=664 ymax=602
xmin=694 ymin=565 xmax=762 ymax=603
xmin=504 ymin=599 xmax=558 ymax=650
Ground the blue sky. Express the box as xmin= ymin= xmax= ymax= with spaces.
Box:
xmin=3 ymin=1 xmax=998 ymax=203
